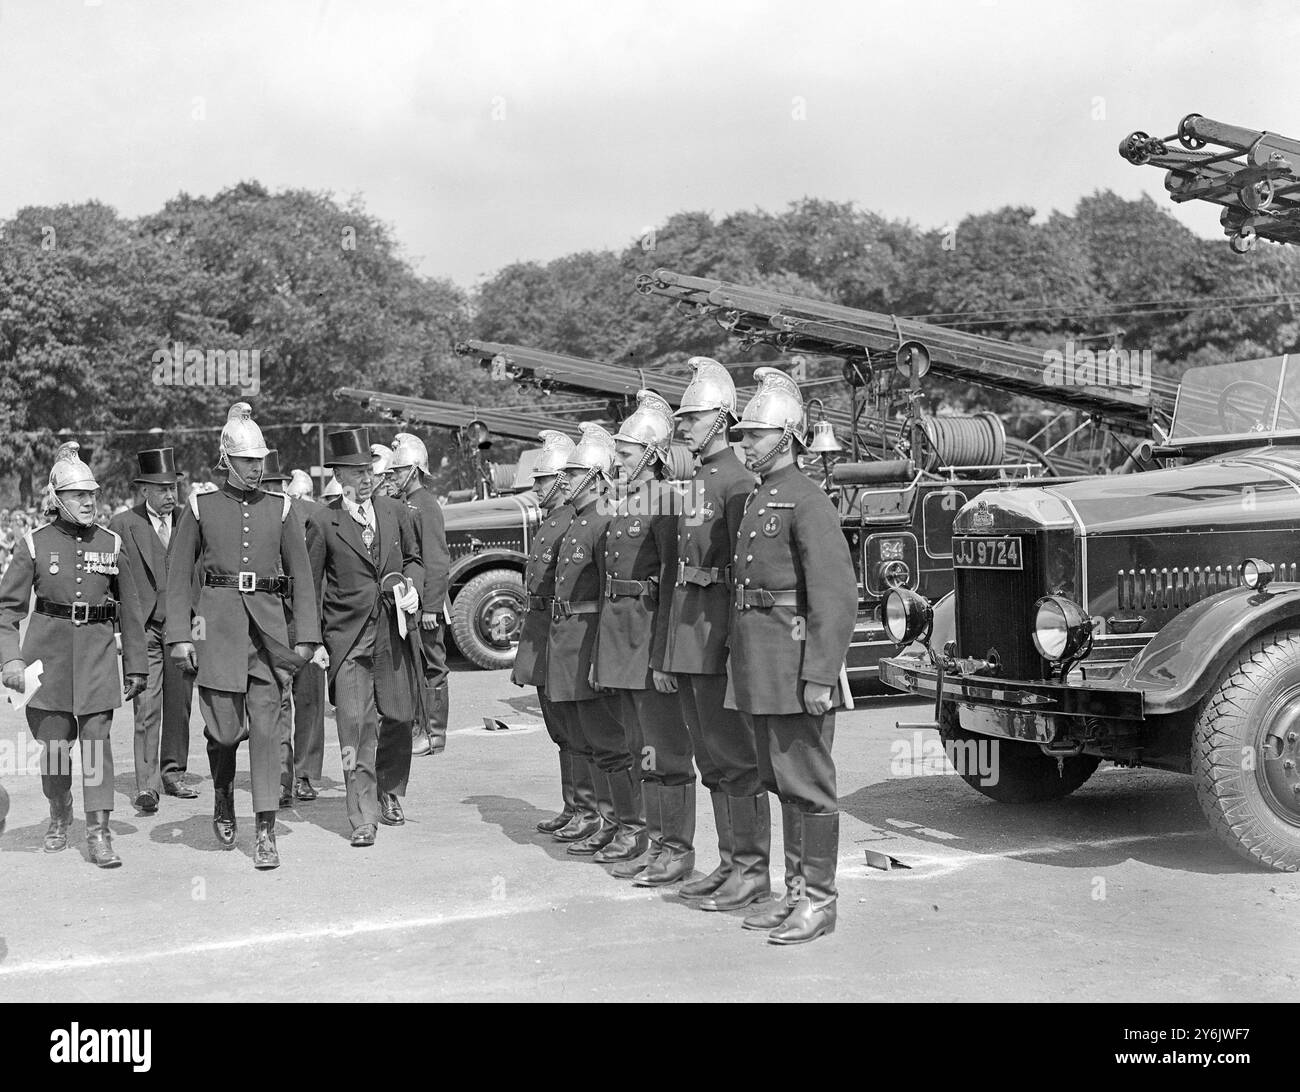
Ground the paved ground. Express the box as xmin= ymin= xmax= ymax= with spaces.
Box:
xmin=1 ymin=662 xmax=1297 ymax=1003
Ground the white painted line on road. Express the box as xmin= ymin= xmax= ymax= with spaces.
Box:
xmin=0 ymin=888 xmax=655 ymax=979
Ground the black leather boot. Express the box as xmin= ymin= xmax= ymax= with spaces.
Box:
xmin=768 ymin=811 xmax=838 ymax=945
xmin=413 ymin=681 xmax=437 ymax=756
xmin=427 ymin=683 xmax=449 ymax=755
xmin=554 ymin=758 xmax=604 ymax=842
xmin=536 ymin=750 xmax=576 ymax=833
xmin=213 ymin=785 xmax=237 ymax=849
xmin=567 ymin=768 xmax=617 ymax=856
xmin=679 ymin=790 xmax=733 ymax=899
xmin=634 ymin=781 xmax=696 ymax=887
xmin=743 ymin=798 xmax=801 ymax=929
xmin=85 ymin=811 xmax=121 ymax=868
xmin=612 ymin=780 xmax=660 ymax=878
xmin=254 ymin=812 xmax=280 ymax=870
xmin=43 ymin=789 xmax=74 ymax=853
xmin=698 ymin=793 xmax=770 ymax=912
xmin=594 ymin=768 xmax=647 ymax=863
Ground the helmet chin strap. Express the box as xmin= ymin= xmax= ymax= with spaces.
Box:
xmin=219 ymin=452 xmax=260 ymax=493
xmin=565 ymin=466 xmax=598 ymax=500
xmin=538 ymin=473 xmax=565 ymax=508
xmin=748 ymin=427 xmax=792 ymax=472
xmin=55 ymin=492 xmax=94 ymax=527
xmin=700 ymin=407 xmax=728 ymax=450
xmin=392 ymin=465 xmax=418 ymax=496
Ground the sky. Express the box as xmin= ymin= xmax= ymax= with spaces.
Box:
xmin=1 ymin=0 xmax=1298 ymax=287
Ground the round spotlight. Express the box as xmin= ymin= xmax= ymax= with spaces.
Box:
xmin=1242 ymin=558 xmax=1275 ymax=591
xmin=895 ymin=341 xmax=931 ymax=381
xmin=1032 ymin=596 xmax=1092 ymax=662
xmin=883 ymin=587 xmax=933 ymax=646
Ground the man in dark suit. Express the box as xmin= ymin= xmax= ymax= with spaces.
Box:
xmin=305 ymin=428 xmax=423 ymax=847
xmin=387 ymin=433 xmax=451 ymax=757
xmin=110 ymin=447 xmax=198 ymax=812
xmin=167 ymin=405 xmax=322 ymax=870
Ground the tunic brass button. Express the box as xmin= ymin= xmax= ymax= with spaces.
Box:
xmin=769 ymin=488 xmax=778 ymax=495
xmin=76 ymin=551 xmax=83 ymax=557
xmin=243 ymin=526 xmax=250 ymax=532
xmin=243 ymin=541 xmax=250 ymax=547
xmin=242 ymin=556 xmax=250 ymax=563
xmin=758 ymin=508 xmax=766 ymax=515
xmin=75 ymin=591 xmax=83 ymax=598
xmin=75 ymin=564 xmax=82 ymax=570
xmin=746 ymin=554 xmax=753 ymax=562
xmin=76 ymin=577 xmax=83 ymax=583
xmin=749 ymin=531 xmax=757 ymax=538
xmin=744 ymin=578 xmax=751 ymax=585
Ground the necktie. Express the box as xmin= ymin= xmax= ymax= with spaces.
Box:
xmin=156 ymin=514 xmax=170 ymax=549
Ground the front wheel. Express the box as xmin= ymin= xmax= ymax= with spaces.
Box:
xmin=448 ymin=569 xmax=525 ymax=670
xmin=1191 ymin=628 xmax=1300 ymax=872
xmin=937 ymin=702 xmax=1100 ymax=804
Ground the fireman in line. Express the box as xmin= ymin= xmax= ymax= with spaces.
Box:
xmin=729 ymin=369 xmax=856 ymax=944
xmin=0 ymin=443 xmax=148 ymax=867
xmin=595 ymin=391 xmax=695 ymax=884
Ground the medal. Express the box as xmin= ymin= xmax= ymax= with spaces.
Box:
xmin=48 ymin=552 xmax=59 ymax=575
xmin=362 ymin=527 xmax=375 ymax=548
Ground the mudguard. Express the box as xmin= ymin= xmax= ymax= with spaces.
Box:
xmin=1116 ymin=583 xmax=1300 ymax=715
xmin=450 ymin=548 xmax=526 ymax=584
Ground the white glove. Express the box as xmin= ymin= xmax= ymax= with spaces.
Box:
xmin=310 ymin=646 xmax=330 ymax=670
xmin=394 ymin=584 xmax=420 ymax=615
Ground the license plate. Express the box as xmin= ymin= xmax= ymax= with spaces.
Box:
xmin=953 ymin=535 xmax=1023 ymax=570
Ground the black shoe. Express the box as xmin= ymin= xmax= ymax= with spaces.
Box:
xmin=351 ymin=824 xmax=377 ymax=847
xmin=213 ymin=787 xmax=237 ymax=849
xmin=278 ymin=784 xmax=292 ymax=809
xmin=378 ymin=792 xmax=405 ymax=826
xmin=254 ymin=812 xmax=280 ymax=870
xmin=294 ymin=777 xmax=317 ymax=801
xmin=133 ymin=789 xmax=160 ymax=814
xmin=162 ymin=779 xmax=199 ymax=799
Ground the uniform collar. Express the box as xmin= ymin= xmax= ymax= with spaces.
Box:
xmin=701 ymin=446 xmax=734 ymax=466
xmin=758 ymin=462 xmax=801 ymax=487
xmin=221 ymin=483 xmax=260 ymax=503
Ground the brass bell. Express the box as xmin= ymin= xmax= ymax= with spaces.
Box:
xmin=807 ymin=419 xmax=843 ymax=454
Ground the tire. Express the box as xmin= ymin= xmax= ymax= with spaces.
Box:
xmin=937 ymin=702 xmax=1100 ymax=804
xmin=449 ymin=569 xmax=526 ymax=671
xmin=1191 ymin=628 xmax=1300 ymax=872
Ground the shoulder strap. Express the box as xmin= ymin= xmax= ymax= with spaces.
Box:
xmin=107 ymin=529 xmax=123 ymax=551
xmin=189 ymin=493 xmax=201 ymax=520
xmin=22 ymin=529 xmax=35 ymax=557
xmin=264 ymin=490 xmax=292 ymax=520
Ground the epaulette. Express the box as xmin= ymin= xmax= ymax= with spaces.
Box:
xmin=22 ymin=529 xmax=35 ymax=557
xmin=189 ymin=492 xmax=202 ymax=520
xmin=264 ymin=490 xmax=293 ymax=520
xmin=107 ymin=528 xmax=124 ymax=550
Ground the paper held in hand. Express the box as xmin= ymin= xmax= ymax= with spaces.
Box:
xmin=8 ymin=660 xmax=44 ymax=710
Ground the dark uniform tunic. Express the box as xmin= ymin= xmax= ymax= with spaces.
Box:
xmin=656 ymin=446 xmax=761 ymax=797
xmin=547 ymin=493 xmax=626 ymax=771
xmin=0 ymin=519 xmax=148 ymax=811
xmin=403 ymin=487 xmax=451 ymax=683
xmin=726 ymin=463 xmax=856 ymax=813
xmin=595 ymin=481 xmax=691 ymax=785
xmin=165 ymin=484 xmax=320 ymax=814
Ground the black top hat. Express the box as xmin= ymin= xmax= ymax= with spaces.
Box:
xmin=325 ymin=427 xmax=372 ymax=467
xmin=262 ymin=450 xmax=289 ymax=482
xmin=134 ymin=447 xmax=179 ymax=485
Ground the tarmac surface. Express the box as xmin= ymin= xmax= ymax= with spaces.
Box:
xmin=1 ymin=660 xmax=1297 ymax=1003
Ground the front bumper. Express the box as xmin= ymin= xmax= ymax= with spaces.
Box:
xmin=879 ymin=654 xmax=1146 ymax=729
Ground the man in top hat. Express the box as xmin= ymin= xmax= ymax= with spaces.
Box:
xmin=0 ymin=443 xmax=148 ymax=867
xmin=729 ymin=368 xmax=856 ymax=944
xmin=305 ymin=427 xmax=422 ymax=846
xmin=110 ymin=447 xmax=199 ymax=812
xmin=658 ymin=357 xmax=766 ymax=912
xmin=166 ymin=405 xmax=322 ymax=870
xmin=387 ymin=432 xmax=451 ymax=758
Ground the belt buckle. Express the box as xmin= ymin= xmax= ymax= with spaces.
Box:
xmin=237 ymin=571 xmax=256 ymax=593
xmin=735 ymin=586 xmax=745 ymax=611
xmin=71 ymin=601 xmax=90 ymax=625
xmin=676 ymin=559 xmax=686 ymax=587
xmin=604 ymin=575 xmax=615 ymax=600
xmin=552 ymin=600 xmax=563 ymax=622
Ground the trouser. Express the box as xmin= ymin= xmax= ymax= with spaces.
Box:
xmin=620 ymin=688 xmax=694 ymax=786
xmin=134 ymin=621 xmax=195 ymax=789
xmin=334 ymin=642 xmax=413 ymax=831
xmin=420 ymin=621 xmax=449 ymax=687
xmin=199 ymin=666 xmax=284 ymax=815
xmin=574 ymin=693 xmax=634 ymax=772
xmin=28 ymin=708 xmax=114 ymax=812
xmin=278 ymin=662 xmax=326 ymax=784
xmin=677 ymin=672 xmax=762 ymax=796
xmin=747 ymin=710 xmax=838 ymax=814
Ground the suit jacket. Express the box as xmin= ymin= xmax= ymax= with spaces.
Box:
xmin=593 ymin=481 xmax=676 ymax=690
xmin=545 ymin=494 xmax=609 ymax=702
xmin=0 ymin=519 xmax=147 ymax=714
xmin=165 ymin=485 xmax=321 ymax=692
xmin=660 ymin=447 xmax=755 ymax=675
xmin=305 ymin=495 xmax=423 ymax=721
xmin=725 ymin=463 xmax=856 ymax=715
xmin=403 ymin=487 xmax=450 ymax=610
xmin=109 ymin=502 xmax=179 ymax=627
xmin=512 ymin=502 xmax=575 ymax=688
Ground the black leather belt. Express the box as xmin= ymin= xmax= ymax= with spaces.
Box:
xmin=606 ymin=576 xmax=657 ymax=600
xmin=205 ymin=572 xmax=292 ymax=595
xmin=527 ymin=594 xmax=552 ymax=611
xmin=35 ymin=598 xmax=118 ymax=624
xmin=552 ymin=599 xmax=601 ymax=620
xmin=736 ymin=588 xmax=799 ymax=610
xmin=677 ymin=562 xmax=731 ymax=588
